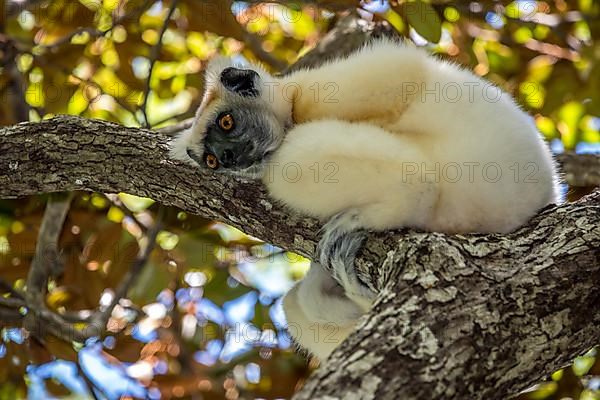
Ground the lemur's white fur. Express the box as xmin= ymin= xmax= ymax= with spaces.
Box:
xmin=172 ymin=38 xmax=559 ymax=361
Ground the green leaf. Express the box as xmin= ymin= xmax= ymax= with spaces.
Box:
xmin=405 ymin=0 xmax=442 ymax=43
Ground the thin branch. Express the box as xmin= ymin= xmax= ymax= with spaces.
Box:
xmin=11 ymin=1 xmax=153 ymax=121
xmin=156 ymin=117 xmax=193 ymax=136
xmin=168 ymin=270 xmax=195 ymax=375
xmin=104 ymin=193 xmax=149 ymax=234
xmin=464 ymin=23 xmax=578 ymax=61
xmin=31 ymin=56 xmax=138 ymax=117
xmin=244 ymin=32 xmax=288 ymax=71
xmin=13 ymin=193 xmax=107 ymax=342
xmin=38 ymin=27 xmax=105 ymax=50
xmin=0 ymin=278 xmax=25 ymax=299
xmin=140 ymin=0 xmax=180 ymax=128
xmin=25 ymin=193 xmax=74 ymax=303
xmin=151 ymin=96 xmax=201 ymax=130
xmin=89 ymin=207 xmax=164 ymax=333
xmin=34 ymin=0 xmax=153 ymax=52
xmin=57 ymin=310 xmax=94 ymax=323
xmin=0 ymin=296 xmax=25 ymax=309
xmin=0 ymin=33 xmax=31 ymax=122
xmin=0 ymin=308 xmax=23 ymax=322
xmin=11 ymin=198 xmax=163 ymax=342
xmin=5 ymin=0 xmax=48 ymax=17
xmin=22 ymin=192 xmax=77 ymax=339
xmin=37 ymin=308 xmax=92 ymax=342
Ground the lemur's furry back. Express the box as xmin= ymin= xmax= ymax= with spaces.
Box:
xmin=171 ymin=38 xmax=559 ymax=360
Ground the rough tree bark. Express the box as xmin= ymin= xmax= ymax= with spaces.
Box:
xmin=299 ymin=194 xmax=600 ymax=399
xmin=0 ymin=15 xmax=599 ymax=400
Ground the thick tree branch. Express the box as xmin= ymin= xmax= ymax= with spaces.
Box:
xmin=0 ymin=115 xmax=322 ymax=257
xmin=1 ymin=115 xmax=595 ymax=255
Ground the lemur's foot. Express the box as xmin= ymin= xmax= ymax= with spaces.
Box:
xmin=316 ymin=211 xmax=376 ymax=308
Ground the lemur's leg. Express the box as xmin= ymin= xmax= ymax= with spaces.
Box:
xmin=316 ymin=209 xmax=376 ymax=311
xmin=282 ymin=261 xmax=365 ymax=360
xmin=295 ymin=261 xmax=365 ymax=325
xmin=315 ymin=191 xmax=440 ymax=310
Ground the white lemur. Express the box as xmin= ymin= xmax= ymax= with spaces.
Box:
xmin=171 ymin=38 xmax=559 ymax=360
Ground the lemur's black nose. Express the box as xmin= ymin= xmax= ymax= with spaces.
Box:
xmin=220 ymin=149 xmax=236 ymax=168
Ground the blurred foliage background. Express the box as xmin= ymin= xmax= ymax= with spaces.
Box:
xmin=0 ymin=0 xmax=598 ymax=399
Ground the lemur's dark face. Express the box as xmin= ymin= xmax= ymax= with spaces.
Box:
xmin=180 ymin=66 xmax=286 ymax=179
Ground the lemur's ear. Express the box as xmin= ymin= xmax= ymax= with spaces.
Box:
xmin=220 ymin=67 xmax=259 ymax=97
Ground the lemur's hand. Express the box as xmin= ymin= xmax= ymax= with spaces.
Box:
xmin=316 ymin=211 xmax=376 ymax=310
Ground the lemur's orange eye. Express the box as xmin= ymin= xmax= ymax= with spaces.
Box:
xmin=218 ymin=113 xmax=234 ymax=131
xmin=204 ymin=153 xmax=219 ymax=170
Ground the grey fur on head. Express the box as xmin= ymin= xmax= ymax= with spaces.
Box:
xmin=170 ymin=57 xmax=290 ymax=179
